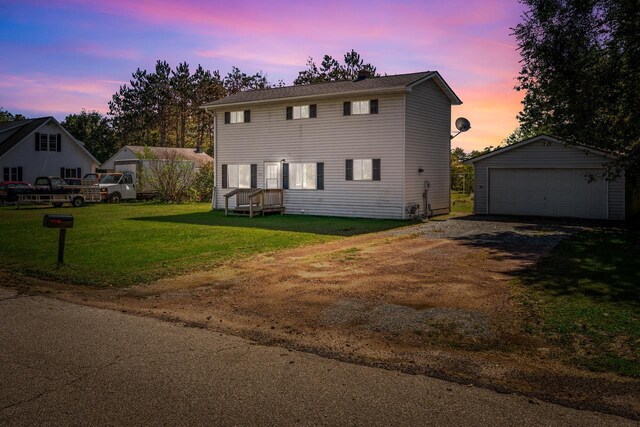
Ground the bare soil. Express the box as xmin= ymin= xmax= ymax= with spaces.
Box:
xmin=5 ymin=215 xmax=639 ymax=419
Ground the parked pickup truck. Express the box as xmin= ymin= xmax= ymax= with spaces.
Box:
xmin=17 ymin=176 xmax=100 ymax=208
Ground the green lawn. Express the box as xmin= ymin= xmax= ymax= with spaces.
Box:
xmin=451 ymin=191 xmax=473 ymax=213
xmin=0 ymin=203 xmax=409 ymax=287
xmin=520 ymin=228 xmax=640 ymax=377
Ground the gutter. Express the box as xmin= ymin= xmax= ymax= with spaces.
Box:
xmin=203 ymin=107 xmax=217 ymax=210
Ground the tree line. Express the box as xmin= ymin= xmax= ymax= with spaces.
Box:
xmin=3 ymin=50 xmax=377 ymax=164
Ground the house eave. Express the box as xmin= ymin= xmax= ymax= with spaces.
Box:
xmin=200 ymin=86 xmax=408 ymax=111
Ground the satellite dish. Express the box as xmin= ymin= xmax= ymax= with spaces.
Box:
xmin=455 ymin=117 xmax=471 ymax=132
xmin=451 ymin=117 xmax=471 ymax=139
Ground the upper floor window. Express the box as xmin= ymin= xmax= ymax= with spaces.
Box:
xmin=352 ymin=101 xmax=370 ymax=115
xmin=48 ymin=134 xmax=58 ymax=151
xmin=35 ymin=133 xmax=61 ymax=152
xmin=343 ymin=99 xmax=379 ymax=116
xmin=224 ymin=110 xmax=251 ymax=124
xmin=286 ymin=104 xmax=317 ymax=120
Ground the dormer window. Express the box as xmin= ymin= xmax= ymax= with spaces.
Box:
xmin=286 ymin=104 xmax=317 ymax=120
xmin=343 ymin=99 xmax=379 ymax=116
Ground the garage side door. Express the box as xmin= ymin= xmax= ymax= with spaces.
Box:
xmin=489 ymin=168 xmax=608 ymax=219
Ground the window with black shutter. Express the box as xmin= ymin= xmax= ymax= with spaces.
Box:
xmin=286 ymin=106 xmax=293 ymax=120
xmin=343 ymin=101 xmax=351 ymax=116
xmin=309 ymin=104 xmax=317 ymax=118
xmin=316 ymin=162 xmax=324 ymax=190
xmin=372 ymin=159 xmax=381 ymax=181
xmin=224 ymin=112 xmax=230 ymax=124
xmin=250 ymin=164 xmax=257 ymax=188
xmin=35 ymin=133 xmax=40 ymax=151
xmin=57 ymin=134 xmax=62 ymax=151
xmin=345 ymin=159 xmax=353 ymax=180
xmin=282 ymin=163 xmax=289 ymax=189
xmin=244 ymin=110 xmax=250 ymax=123
xmin=370 ymin=99 xmax=379 ymax=114
xmin=221 ymin=164 xmax=228 ymax=188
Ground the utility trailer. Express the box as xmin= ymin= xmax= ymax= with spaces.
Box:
xmin=18 ymin=176 xmax=100 ymax=208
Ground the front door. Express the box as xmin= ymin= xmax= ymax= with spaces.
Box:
xmin=264 ymin=162 xmax=281 ymax=189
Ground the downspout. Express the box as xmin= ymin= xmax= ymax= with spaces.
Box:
xmin=204 ymin=107 xmax=217 ymax=210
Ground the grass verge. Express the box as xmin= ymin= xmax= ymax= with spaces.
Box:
xmin=519 ymin=228 xmax=640 ymax=377
xmin=0 ymin=203 xmax=409 ymax=287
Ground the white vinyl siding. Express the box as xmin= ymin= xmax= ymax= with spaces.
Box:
xmin=404 ymin=79 xmax=452 ymax=216
xmin=214 ymin=93 xmax=405 ymax=218
xmin=471 ymin=138 xmax=625 ymax=220
xmin=289 ymin=163 xmax=316 ymax=189
xmin=227 ymin=164 xmax=250 ymax=188
xmin=353 ymin=159 xmax=372 ymax=181
xmin=230 ymin=111 xmax=244 ymax=124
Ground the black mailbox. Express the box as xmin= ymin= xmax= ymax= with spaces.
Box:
xmin=43 ymin=214 xmax=74 ymax=229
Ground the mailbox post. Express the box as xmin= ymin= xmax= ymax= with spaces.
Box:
xmin=43 ymin=214 xmax=74 ymax=266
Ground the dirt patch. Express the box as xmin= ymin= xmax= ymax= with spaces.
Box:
xmin=5 ymin=215 xmax=639 ymax=419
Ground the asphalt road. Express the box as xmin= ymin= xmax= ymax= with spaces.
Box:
xmin=0 ymin=287 xmax=633 ymax=426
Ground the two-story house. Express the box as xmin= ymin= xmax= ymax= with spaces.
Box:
xmin=0 ymin=117 xmax=98 ymax=184
xmin=201 ymin=71 xmax=462 ymax=219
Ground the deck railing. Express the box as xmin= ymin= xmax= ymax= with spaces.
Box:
xmin=224 ymin=188 xmax=284 ymax=217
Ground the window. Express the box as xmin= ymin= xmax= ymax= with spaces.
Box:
xmin=343 ymin=99 xmax=378 ymax=116
xmin=230 ymin=111 xmax=244 ymax=123
xmin=48 ymin=134 xmax=58 ymax=151
xmin=289 ymin=163 xmax=317 ymax=190
xmin=224 ymin=110 xmax=250 ymax=124
xmin=227 ymin=164 xmax=251 ymax=188
xmin=346 ymin=159 xmax=381 ymax=181
xmin=36 ymin=133 xmax=61 ymax=151
xmin=286 ymin=104 xmax=317 ymax=120
xmin=353 ymin=159 xmax=373 ymax=181
xmin=3 ymin=167 xmax=22 ymax=181
xmin=40 ymin=134 xmax=49 ymax=151
xmin=293 ymin=105 xmax=309 ymax=119
xmin=63 ymin=168 xmax=78 ymax=179
xmin=352 ymin=101 xmax=370 ymax=115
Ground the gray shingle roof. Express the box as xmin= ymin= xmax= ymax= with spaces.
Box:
xmin=0 ymin=117 xmax=51 ymax=158
xmin=202 ymin=71 xmax=456 ymax=108
xmin=123 ymin=146 xmax=213 ymax=168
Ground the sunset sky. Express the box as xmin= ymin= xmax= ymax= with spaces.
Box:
xmin=0 ymin=0 xmax=526 ymax=152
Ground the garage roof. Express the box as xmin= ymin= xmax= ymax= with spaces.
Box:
xmin=463 ymin=134 xmax=617 ymax=164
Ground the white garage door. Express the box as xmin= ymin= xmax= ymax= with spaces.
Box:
xmin=489 ymin=168 xmax=608 ymax=219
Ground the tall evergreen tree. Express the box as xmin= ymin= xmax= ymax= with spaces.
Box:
xmin=294 ymin=50 xmax=379 ymax=85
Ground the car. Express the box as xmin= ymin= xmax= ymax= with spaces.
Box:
xmin=0 ymin=181 xmax=33 ymax=203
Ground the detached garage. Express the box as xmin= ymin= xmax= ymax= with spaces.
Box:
xmin=464 ymin=135 xmax=634 ymax=221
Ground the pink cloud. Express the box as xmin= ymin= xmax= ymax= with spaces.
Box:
xmin=0 ymin=73 xmax=119 ymax=115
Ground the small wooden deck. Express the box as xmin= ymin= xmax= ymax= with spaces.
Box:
xmin=224 ymin=188 xmax=284 ymax=218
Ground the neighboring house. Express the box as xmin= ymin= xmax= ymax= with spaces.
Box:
xmin=0 ymin=117 xmax=98 ymax=184
xmin=201 ymin=71 xmax=462 ymax=219
xmin=101 ymin=146 xmax=213 ymax=171
xmin=464 ymin=134 xmax=639 ymax=220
